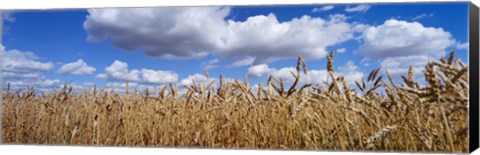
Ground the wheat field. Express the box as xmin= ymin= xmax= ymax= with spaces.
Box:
xmin=1 ymin=51 xmax=469 ymax=153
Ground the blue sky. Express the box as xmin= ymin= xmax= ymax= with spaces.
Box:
xmin=1 ymin=2 xmax=470 ymax=92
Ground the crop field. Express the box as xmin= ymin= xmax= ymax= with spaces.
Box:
xmin=1 ymin=51 xmax=469 ymax=153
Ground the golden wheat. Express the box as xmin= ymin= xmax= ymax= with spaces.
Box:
xmin=1 ymin=51 xmax=469 ymax=153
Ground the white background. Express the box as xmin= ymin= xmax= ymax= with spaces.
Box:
xmin=0 ymin=0 xmax=478 ymax=155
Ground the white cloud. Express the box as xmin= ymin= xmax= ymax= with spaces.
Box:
xmin=303 ymin=70 xmax=330 ymax=85
xmin=103 ymin=82 xmax=162 ymax=93
xmin=65 ymin=82 xmax=95 ymax=90
xmin=269 ymin=67 xmax=298 ymax=83
xmin=345 ymin=5 xmax=371 ymax=13
xmin=337 ymin=61 xmax=364 ymax=83
xmin=84 ymin=7 xmax=229 ymax=59
xmin=312 ymin=5 xmax=335 ymax=12
xmin=220 ymin=13 xmax=359 ymax=64
xmin=8 ymin=78 xmax=61 ymax=90
xmin=3 ymin=72 xmax=42 ymax=79
xmin=412 ymin=13 xmax=434 ymax=21
xmin=455 ymin=42 xmax=468 ymax=50
xmin=83 ymin=82 xmax=95 ymax=87
xmin=359 ymin=19 xmax=455 ymax=59
xmin=247 ymin=64 xmax=273 ymax=77
xmin=379 ymin=55 xmax=435 ymax=77
xmin=1 ymin=47 xmax=62 ymax=92
xmin=141 ymin=68 xmax=178 ymax=84
xmin=337 ymin=48 xmax=347 ymax=53
xmin=96 ymin=60 xmax=178 ymax=84
xmin=58 ymin=59 xmax=96 ymax=75
xmin=179 ymin=73 xmax=217 ymax=86
xmin=84 ymin=7 xmax=361 ymax=64
xmin=4 ymin=74 xmax=63 ymax=92
xmin=95 ymin=74 xmax=108 ymax=79
xmin=356 ymin=19 xmax=459 ymax=82
xmin=100 ymin=60 xmax=141 ymax=81
xmin=247 ymin=61 xmax=363 ymax=85
xmin=227 ymin=57 xmax=255 ymax=68
xmin=106 ymin=81 xmax=137 ymax=89
xmin=352 ymin=23 xmax=370 ymax=33
xmin=202 ymin=59 xmax=220 ymax=70
xmin=178 ymin=74 xmax=236 ymax=97
xmin=208 ymin=59 xmax=220 ymax=64
xmin=15 ymin=79 xmax=59 ymax=87
xmin=2 ymin=49 xmax=55 ymax=73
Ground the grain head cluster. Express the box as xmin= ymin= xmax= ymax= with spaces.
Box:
xmin=1 ymin=51 xmax=469 ymax=153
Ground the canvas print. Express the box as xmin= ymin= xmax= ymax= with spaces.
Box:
xmin=0 ymin=2 xmax=472 ymax=153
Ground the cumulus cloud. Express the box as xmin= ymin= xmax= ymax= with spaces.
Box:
xmin=96 ymin=60 xmax=178 ymax=84
xmin=227 ymin=57 xmax=255 ymax=68
xmin=356 ymin=19 xmax=458 ymax=80
xmin=84 ymin=7 xmax=362 ymax=64
xmin=337 ymin=61 xmax=365 ymax=83
xmin=379 ymin=55 xmax=443 ymax=78
xmin=312 ymin=5 xmax=335 ymax=12
xmin=247 ymin=61 xmax=363 ymax=85
xmin=84 ymin=7 xmax=229 ymax=59
xmin=202 ymin=59 xmax=220 ymax=70
xmin=352 ymin=23 xmax=370 ymax=33
xmin=96 ymin=60 xmax=141 ymax=81
xmin=12 ymin=79 xmax=59 ymax=88
xmin=179 ymin=73 xmax=217 ymax=86
xmin=2 ymin=72 xmax=43 ymax=80
xmin=345 ymin=4 xmax=371 ymax=13
xmin=58 ymin=59 xmax=96 ymax=75
xmin=141 ymin=68 xmax=178 ymax=84
xmin=247 ymin=64 xmax=273 ymax=77
xmin=337 ymin=48 xmax=347 ymax=53
xmin=455 ymin=42 xmax=468 ymax=50
xmin=106 ymin=81 xmax=137 ymax=88
xmin=7 ymin=79 xmax=62 ymax=91
xmin=83 ymin=82 xmax=95 ymax=87
xmin=247 ymin=64 xmax=324 ymax=84
xmin=102 ymin=81 xmax=163 ymax=93
xmin=177 ymin=74 xmax=237 ymax=97
xmin=2 ymin=49 xmax=55 ymax=73
xmin=1 ymin=46 xmax=61 ymax=91
xmin=65 ymin=82 xmax=97 ymax=90
xmin=359 ymin=19 xmax=455 ymax=59
xmin=220 ymin=13 xmax=357 ymax=64
xmin=105 ymin=82 xmax=138 ymax=92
